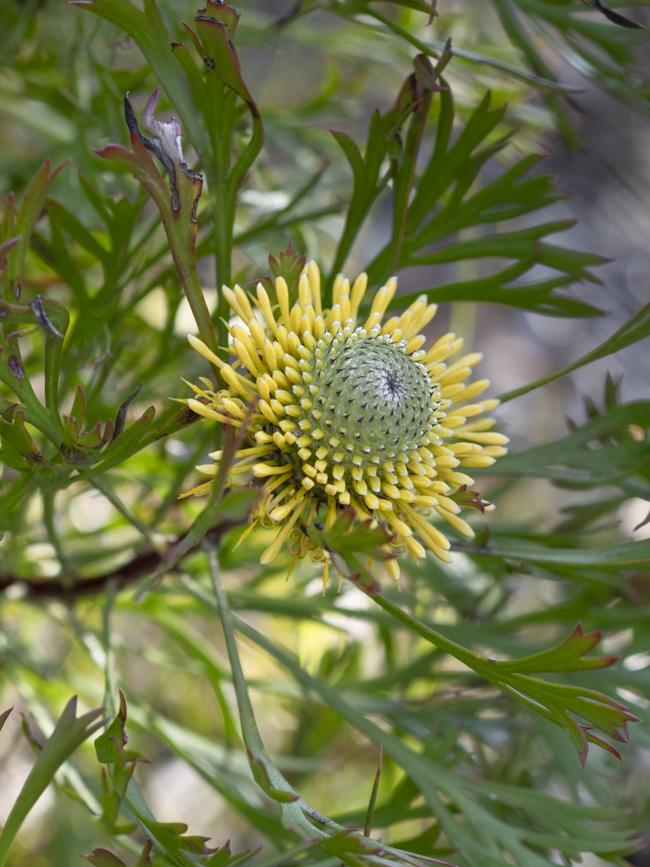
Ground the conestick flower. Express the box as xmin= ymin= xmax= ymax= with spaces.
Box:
xmin=184 ymin=263 xmax=507 ymax=581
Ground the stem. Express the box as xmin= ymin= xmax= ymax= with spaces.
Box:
xmin=202 ymin=557 xmax=427 ymax=866
xmin=90 ymin=476 xmax=157 ymax=548
xmin=363 ymin=745 xmax=382 ymax=837
xmin=41 ymin=487 xmax=76 ymax=581
xmin=498 ymin=302 xmax=650 ymax=403
xmin=385 ymin=95 xmax=432 ymax=280
xmin=0 ymin=350 xmax=61 ymax=446
xmin=326 ymin=166 xmax=392 ymax=306
xmin=364 ymin=8 xmax=583 ymax=94
xmin=101 ymin=590 xmax=118 ymax=718
xmin=206 ymin=82 xmax=237 ymax=357
xmin=206 ymin=550 xmax=334 ymax=843
xmin=176 ymin=251 xmax=218 ymax=356
xmin=367 ymin=588 xmax=494 ymax=678
xmin=135 ymin=168 xmax=217 ymax=358
xmin=206 ymin=547 xmax=297 ymax=789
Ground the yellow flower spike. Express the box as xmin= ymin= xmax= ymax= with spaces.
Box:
xmin=339 ymin=290 xmax=351 ymax=324
xmin=185 ymin=263 xmax=506 ymax=585
xmin=364 ymin=279 xmax=396 ymax=329
xmin=223 ymin=285 xmax=253 ymax=322
xmin=253 ymin=462 xmax=292 ymax=477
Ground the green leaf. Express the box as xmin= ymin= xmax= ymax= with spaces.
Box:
xmin=0 ymin=697 xmax=104 ymax=867
xmin=357 ymin=85 xmax=606 ymax=315
xmin=307 ymin=506 xmax=395 ymax=559
xmin=193 ymin=10 xmax=254 ymax=107
xmin=83 ymin=405 xmax=156 ymax=473
xmin=328 ymin=56 xmax=436 ymax=294
xmin=32 ymin=296 xmax=69 ymax=430
xmin=0 ymin=406 xmax=45 ymax=469
xmin=230 ymin=605 xmax=635 ymax=864
xmin=127 ymin=810 xmax=212 ymax=865
xmin=331 ymin=130 xmax=364 ymax=183
xmin=500 ymin=302 xmax=650 ymax=401
xmin=95 ymin=690 xmax=141 ymax=765
xmin=491 ymin=399 xmax=650 ymax=489
xmin=468 ymin=537 xmax=650 ymax=569
xmin=492 ymin=623 xmax=618 ymax=672
xmin=316 ymin=522 xmax=640 ymax=764
xmin=2 ymin=159 xmax=67 ymax=299
xmin=248 ymin=753 xmax=300 ymax=803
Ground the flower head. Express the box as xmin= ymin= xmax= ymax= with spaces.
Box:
xmin=185 ymin=263 xmax=507 ymax=581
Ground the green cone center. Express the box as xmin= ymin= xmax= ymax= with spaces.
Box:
xmin=309 ymin=333 xmax=438 ymax=457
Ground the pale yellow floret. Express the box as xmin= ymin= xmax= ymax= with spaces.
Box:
xmin=179 ymin=480 xmax=213 ymax=498
xmin=306 ymin=261 xmax=323 ymax=314
xmin=182 ymin=376 xmax=208 ymax=396
xmin=405 ymin=335 xmax=426 ymax=354
xmin=483 ymin=445 xmax=508 ymax=457
xmin=453 ymin=379 xmax=491 ymax=401
xmin=188 ymin=334 xmax=224 ymax=368
xmin=221 ymin=365 xmax=255 ymax=399
xmin=260 ymin=503 xmax=307 ymax=563
xmin=332 ymin=276 xmax=350 ymax=308
xmin=459 ymin=455 xmax=496 ymax=468
xmin=349 ymin=272 xmax=368 ymax=316
xmin=271 ymin=488 xmax=306 ymax=522
xmin=222 ymin=398 xmax=247 ymax=420
xmin=256 ymin=283 xmax=279 ymax=333
xmin=298 ymin=274 xmax=312 ymax=308
xmin=253 ymin=462 xmax=293 ymax=477
xmin=404 ymin=535 xmax=427 ymax=559
xmin=274 ymin=276 xmax=291 ymax=326
xmin=187 ymin=399 xmax=235 ymax=426
xmin=458 ymin=431 xmax=509 ymax=445
xmin=339 ymin=287 xmax=351 ymax=323
xmin=209 ymin=445 xmax=272 ymax=461
xmin=386 ymin=558 xmax=400 ymax=582
xmin=364 ymin=279 xmax=397 ymax=329
xmin=437 ymin=509 xmax=474 ymax=537
xmin=423 ymin=333 xmax=463 ymax=364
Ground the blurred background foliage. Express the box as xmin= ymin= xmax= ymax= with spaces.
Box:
xmin=0 ymin=0 xmax=649 ymax=865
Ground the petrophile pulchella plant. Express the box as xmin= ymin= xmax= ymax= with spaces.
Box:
xmin=0 ymin=1 xmax=649 ymax=866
